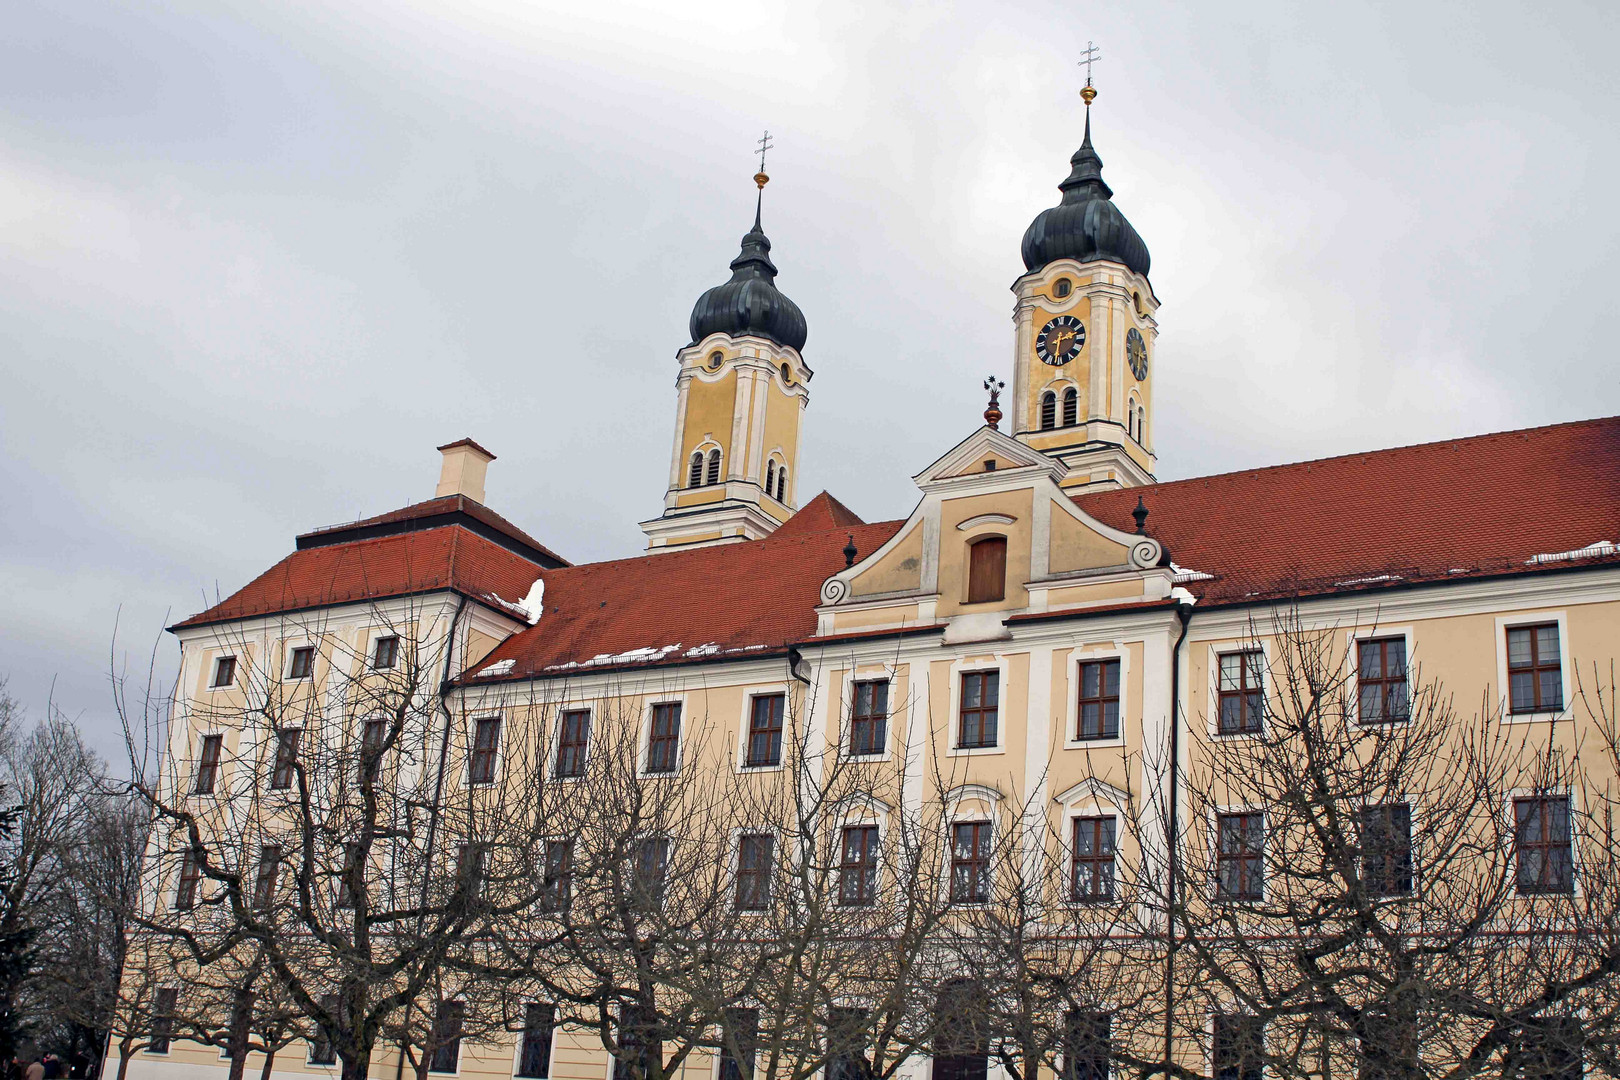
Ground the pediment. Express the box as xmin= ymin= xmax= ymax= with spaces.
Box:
xmin=1052 ymin=777 xmax=1132 ymax=809
xmin=913 ymin=426 xmax=1066 ymax=489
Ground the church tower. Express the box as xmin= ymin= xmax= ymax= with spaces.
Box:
xmin=640 ymin=161 xmax=812 ymax=550
xmin=1010 ymin=84 xmax=1158 ymax=492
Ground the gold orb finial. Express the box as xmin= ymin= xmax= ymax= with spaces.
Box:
xmin=754 ymin=171 xmax=770 ymax=190
xmin=1080 ymin=84 xmax=1097 ymax=105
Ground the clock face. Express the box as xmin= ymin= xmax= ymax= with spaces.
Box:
xmin=1036 ymin=315 xmax=1085 ymax=366
xmin=1126 ymin=327 xmax=1148 ymax=381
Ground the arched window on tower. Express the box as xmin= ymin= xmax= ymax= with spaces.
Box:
xmin=1126 ymin=397 xmax=1139 ymax=441
xmin=688 ymin=451 xmax=705 ymax=488
xmin=1040 ymin=392 xmax=1057 ymax=431
xmin=775 ymin=465 xmax=788 ymax=502
xmin=765 ymin=460 xmax=776 ymax=499
xmin=1137 ymin=404 xmax=1146 ymax=444
xmin=1062 ymin=387 xmax=1078 ymax=427
xmin=706 ymin=448 xmax=723 ymax=486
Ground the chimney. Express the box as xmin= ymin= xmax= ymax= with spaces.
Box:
xmin=435 ymin=438 xmax=496 ymax=504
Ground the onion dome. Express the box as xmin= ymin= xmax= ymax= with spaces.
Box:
xmin=1020 ymin=111 xmax=1151 ymax=279
xmin=688 ymin=197 xmax=808 ymax=352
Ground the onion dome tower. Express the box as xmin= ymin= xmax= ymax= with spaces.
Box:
xmin=1008 ymin=75 xmax=1161 ymax=493
xmin=641 ymin=139 xmax=814 ymax=550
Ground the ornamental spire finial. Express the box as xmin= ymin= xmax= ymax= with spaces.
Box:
xmin=1078 ymin=41 xmax=1100 ymax=106
xmin=983 ymin=375 xmax=1006 ymax=430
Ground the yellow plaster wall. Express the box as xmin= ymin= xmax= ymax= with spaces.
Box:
xmin=936 ymin=490 xmax=1034 ymax=618
xmin=761 ymin=377 xmax=801 ymax=501
xmin=1023 ymin=297 xmax=1093 ymax=430
xmin=1047 ymin=507 xmax=1131 ymax=575
xmin=679 ymin=372 xmax=738 ymax=466
xmin=850 ymin=522 xmax=924 ymax=597
xmin=1044 ymin=579 xmax=1148 ymax=608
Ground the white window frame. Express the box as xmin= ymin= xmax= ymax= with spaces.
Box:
xmin=736 ymin=683 xmax=792 ymax=773
xmin=192 ymin=728 xmax=227 ymax=797
xmin=1064 ymin=645 xmax=1131 ymax=750
xmin=510 ymin=1000 xmax=559 ymax=1080
xmin=209 ymin=653 xmax=238 ymax=691
xmin=548 ymin=703 xmax=595 ymax=784
xmin=946 ymin=655 xmax=1012 ymax=757
xmin=1505 ymin=785 xmax=1582 ymax=899
xmin=639 ymin=695 xmax=688 ymax=777
xmin=463 ymin=712 xmax=505 ymax=788
xmin=368 ymin=630 xmax=402 ymax=672
xmin=1205 ymin=1009 xmax=1266 ymax=1080
xmin=143 ymin=987 xmax=181 ymax=1056
xmin=833 ymin=795 xmax=891 ymax=907
xmin=1346 ymin=625 xmax=1416 ymax=726
xmin=727 ymin=827 xmax=777 ymax=917
xmin=424 ymin=996 xmax=467 ymax=1076
xmin=841 ymin=666 xmax=897 ymax=762
xmin=283 ymin=640 xmax=318 ymax=681
xmin=1356 ymin=794 xmax=1420 ymax=900
xmin=1205 ymin=640 xmax=1272 ymax=741
xmin=1494 ymin=611 xmax=1573 ymax=724
xmin=1207 ymin=804 xmax=1268 ymax=905
xmin=942 ymin=785 xmax=1002 ymax=907
xmin=1053 ymin=778 xmax=1129 ymax=908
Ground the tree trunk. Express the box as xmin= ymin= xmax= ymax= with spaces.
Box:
xmin=257 ymin=1048 xmax=277 ymax=1080
xmin=341 ymin=1049 xmax=371 ymax=1080
xmin=114 ymin=1046 xmax=131 ymax=1080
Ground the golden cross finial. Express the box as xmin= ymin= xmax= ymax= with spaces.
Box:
xmin=754 ymin=130 xmax=773 ymax=189
xmin=1078 ymin=41 xmax=1100 ymax=104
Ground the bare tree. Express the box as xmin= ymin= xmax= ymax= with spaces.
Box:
xmin=114 ymin=599 xmax=572 ymax=1080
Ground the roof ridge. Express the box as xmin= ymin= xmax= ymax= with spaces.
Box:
xmin=1095 ymin=414 xmax=1620 ymax=497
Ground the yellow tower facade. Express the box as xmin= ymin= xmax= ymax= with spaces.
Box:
xmin=641 ymin=188 xmax=812 ymax=550
xmin=1011 ymin=104 xmax=1158 ymax=492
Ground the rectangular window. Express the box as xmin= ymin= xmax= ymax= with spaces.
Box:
xmin=1515 ymin=795 xmax=1574 ymax=895
xmin=194 ymin=733 xmax=223 ymax=795
xmin=827 ymin=1007 xmax=870 ymax=1080
xmin=1357 ymin=637 xmax=1409 ymax=723
xmin=1076 ymin=660 xmax=1121 ymax=740
xmin=849 ymin=679 xmax=889 ymax=756
xmin=270 ymin=728 xmax=301 ymax=791
xmin=149 ymin=987 xmax=178 ymax=1054
xmin=838 ymin=825 xmax=879 ymax=906
xmin=958 ymin=671 xmax=999 ymax=749
xmin=371 ymin=635 xmax=399 ymax=670
xmin=1071 ymin=817 xmax=1116 ymax=902
xmin=632 ymin=837 xmax=670 ymax=909
xmin=1217 ymin=651 xmax=1264 ymax=735
xmin=720 ymin=1007 xmax=760 ymax=1080
xmin=335 ymin=843 xmax=361 ymax=909
xmin=1508 ymin=624 xmax=1564 ymax=714
xmin=517 ymin=1002 xmax=557 ymax=1078
xmin=556 ymin=709 xmax=590 ymax=778
xmin=613 ymin=1005 xmax=661 ymax=1080
xmin=427 ymin=1000 xmax=464 ymax=1074
xmin=469 ymin=716 xmax=501 ymax=784
xmin=357 ymin=718 xmax=388 ymax=785
xmin=933 ymin=982 xmax=989 ymax=1080
xmin=1215 ymin=813 xmax=1263 ymax=901
xmin=310 ymin=993 xmax=340 ymax=1065
xmin=746 ymin=694 xmax=785 ymax=767
xmin=966 ymin=536 xmax=1007 ymax=604
xmin=1359 ymin=803 xmax=1413 ymax=897
xmin=251 ymin=844 xmax=281 ymax=910
xmin=287 ymin=645 xmax=315 ymax=680
xmin=1213 ymin=1014 xmax=1264 ymax=1080
xmin=541 ymin=839 xmax=574 ymax=912
xmin=950 ymin=821 xmax=991 ymax=904
xmin=455 ymin=842 xmax=489 ymax=898
xmin=175 ymin=849 xmax=202 ymax=911
xmin=646 ymin=702 xmax=681 ymax=774
xmin=1063 ymin=1010 xmax=1110 ymax=1080
xmin=210 ymin=656 xmax=236 ymax=688
xmin=735 ymin=834 xmax=774 ymax=911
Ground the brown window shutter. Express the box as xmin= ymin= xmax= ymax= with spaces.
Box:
xmin=966 ymin=537 xmax=1007 ymax=604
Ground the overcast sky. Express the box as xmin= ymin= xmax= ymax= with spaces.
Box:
xmin=3 ymin=0 xmax=1617 ymax=761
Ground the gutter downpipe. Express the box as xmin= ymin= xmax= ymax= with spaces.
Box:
xmin=395 ymin=593 xmax=470 ymax=1080
xmin=1163 ymin=599 xmax=1193 ymax=1080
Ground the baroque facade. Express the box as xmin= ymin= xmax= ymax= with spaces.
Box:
xmin=116 ymin=95 xmax=1620 ymax=1080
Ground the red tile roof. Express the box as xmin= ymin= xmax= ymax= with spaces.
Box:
xmin=298 ymin=494 xmax=569 ymax=567
xmin=462 ymin=510 xmax=903 ymax=682
xmin=171 ymin=526 xmax=547 ymax=631
xmin=773 ymin=491 xmax=866 ymax=537
xmin=1075 ymin=416 xmax=1620 ymax=606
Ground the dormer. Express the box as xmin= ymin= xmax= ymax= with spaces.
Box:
xmin=816 ymin=425 xmax=1170 ymax=643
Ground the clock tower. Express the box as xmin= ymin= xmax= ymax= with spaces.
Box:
xmin=1010 ymin=89 xmax=1158 ymax=492
xmin=640 ymin=164 xmax=812 ymax=550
